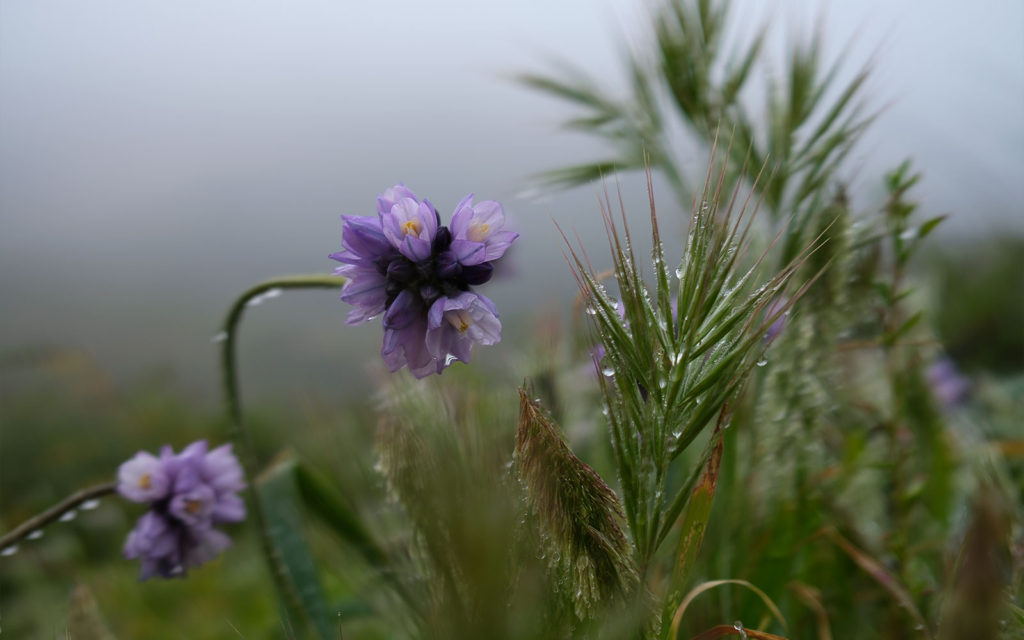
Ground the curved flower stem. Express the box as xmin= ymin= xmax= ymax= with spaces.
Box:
xmin=218 ymin=275 xmax=344 ymax=619
xmin=219 ymin=275 xmax=345 ymax=431
xmin=0 ymin=481 xmax=118 ymax=551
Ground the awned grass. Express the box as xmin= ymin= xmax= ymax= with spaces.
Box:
xmin=2 ymin=0 xmax=1021 ymax=637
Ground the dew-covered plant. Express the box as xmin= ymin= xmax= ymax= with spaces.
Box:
xmin=518 ymin=0 xmax=1021 ymax=637
xmin=2 ymin=0 xmax=1020 ymax=637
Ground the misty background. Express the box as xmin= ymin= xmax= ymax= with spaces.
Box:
xmin=2 ymin=0 xmax=1022 ymax=403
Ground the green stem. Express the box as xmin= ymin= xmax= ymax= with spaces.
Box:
xmin=220 ymin=275 xmax=345 ymax=431
xmin=218 ymin=274 xmax=344 ymax=625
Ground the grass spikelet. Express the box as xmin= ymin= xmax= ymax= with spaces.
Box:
xmin=515 ymin=389 xmax=639 ymax=619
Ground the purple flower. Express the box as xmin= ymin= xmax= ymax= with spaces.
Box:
xmin=425 ymin=292 xmax=502 ymax=367
xmin=118 ymin=440 xmax=245 ymax=580
xmin=330 ymin=215 xmax=396 ymax=325
xmin=117 ymin=451 xmax=170 ymax=503
xmin=124 ymin=512 xmax=232 ymax=580
xmin=330 ymin=184 xmax=518 ymax=378
xmin=927 ymin=356 xmax=971 ymax=409
xmin=449 ymin=195 xmax=519 ymax=265
xmin=381 ymin=196 xmax=438 ymax=262
xmin=376 ymin=183 xmax=419 ymax=216
xmin=762 ymin=297 xmax=789 ymax=344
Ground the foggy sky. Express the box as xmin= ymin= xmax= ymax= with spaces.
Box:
xmin=1 ymin=0 xmax=1021 ymax=399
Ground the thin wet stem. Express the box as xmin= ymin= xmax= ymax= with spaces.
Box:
xmin=0 ymin=482 xmax=118 ymax=551
xmin=218 ymin=274 xmax=344 ymax=622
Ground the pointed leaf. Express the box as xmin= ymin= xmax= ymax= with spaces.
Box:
xmin=257 ymin=457 xmax=333 ymax=640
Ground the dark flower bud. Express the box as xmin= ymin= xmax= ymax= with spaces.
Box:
xmin=386 ymin=258 xmax=417 ymax=285
xmin=460 ymin=262 xmax=494 ymax=286
xmin=437 ymin=249 xmax=462 ymax=280
xmin=383 ymin=290 xmax=423 ymax=329
xmin=419 ymin=284 xmax=442 ymax=307
xmin=433 ymin=226 xmax=453 ymax=253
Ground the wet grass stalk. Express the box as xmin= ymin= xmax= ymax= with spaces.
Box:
xmin=217 ymin=274 xmax=345 ymax=632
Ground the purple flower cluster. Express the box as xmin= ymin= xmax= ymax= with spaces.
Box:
xmin=117 ymin=441 xmax=245 ymax=580
xmin=330 ymin=184 xmax=518 ymax=377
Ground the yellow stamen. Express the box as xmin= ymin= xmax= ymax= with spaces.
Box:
xmin=185 ymin=499 xmax=202 ymax=515
xmin=139 ymin=473 xmax=152 ymax=490
xmin=401 ymin=219 xmax=422 ymax=236
xmin=446 ymin=310 xmax=473 ymax=333
xmin=467 ymin=222 xmax=490 ymax=242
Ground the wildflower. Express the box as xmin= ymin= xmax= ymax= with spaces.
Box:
xmin=449 ymin=194 xmax=519 ymax=265
xmin=117 ymin=440 xmax=245 ymax=580
xmin=763 ymin=297 xmax=789 ymax=344
xmin=927 ymin=356 xmax=970 ymax=409
xmin=331 ymin=184 xmax=518 ymax=377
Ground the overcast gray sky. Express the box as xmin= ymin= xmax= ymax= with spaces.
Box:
xmin=1 ymin=0 xmax=1021 ymax=398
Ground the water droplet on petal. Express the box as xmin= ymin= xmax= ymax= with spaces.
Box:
xmin=211 ymin=331 xmax=228 ymax=343
xmin=80 ymin=499 xmax=101 ymax=511
xmin=1 ymin=545 xmax=18 ymax=557
xmin=27 ymin=529 xmax=44 ymax=540
xmin=444 ymin=353 xmax=458 ymax=366
xmin=59 ymin=510 xmax=77 ymax=522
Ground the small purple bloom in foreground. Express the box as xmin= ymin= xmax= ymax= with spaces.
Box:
xmin=117 ymin=440 xmax=245 ymax=580
xmin=331 ymin=184 xmax=518 ymax=377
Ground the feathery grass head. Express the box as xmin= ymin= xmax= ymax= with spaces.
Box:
xmin=515 ymin=389 xmax=639 ymax=621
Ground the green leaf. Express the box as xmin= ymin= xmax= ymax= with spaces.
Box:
xmin=884 ymin=311 xmax=922 ymax=346
xmin=257 ymin=457 xmax=334 ymax=640
xmin=672 ymin=424 xmax=724 ymax=585
xmin=292 ymin=462 xmax=422 ymax=618
xmin=293 ymin=463 xmax=387 ymax=569
xmin=917 ymin=214 xmax=947 ymax=240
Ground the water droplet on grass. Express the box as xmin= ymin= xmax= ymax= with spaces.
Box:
xmin=733 ymin=621 xmax=748 ymax=640
xmin=59 ymin=510 xmax=77 ymax=522
xmin=262 ymin=288 xmax=283 ymax=299
xmin=756 ymin=358 xmax=768 ymax=367
xmin=601 ymin=367 xmax=615 ymax=377
xmin=27 ymin=529 xmax=43 ymax=540
xmin=1 ymin=545 xmax=18 ymax=557
xmin=211 ymin=331 xmax=228 ymax=343
xmin=80 ymin=499 xmax=100 ymax=511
